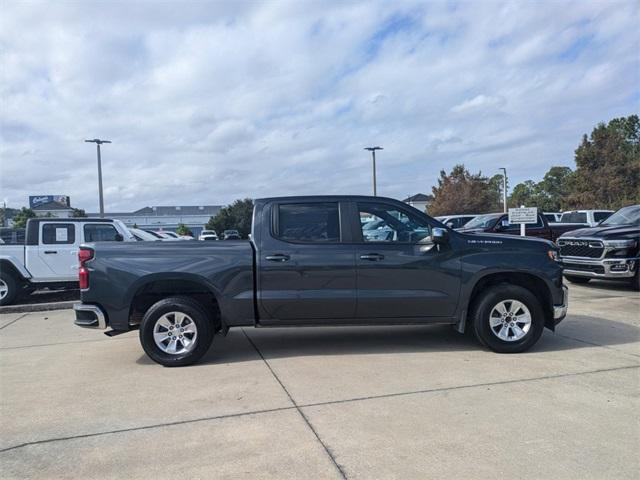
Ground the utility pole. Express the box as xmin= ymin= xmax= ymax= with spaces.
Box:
xmin=85 ymin=139 xmax=112 ymax=218
xmin=499 ymin=167 xmax=508 ymax=213
xmin=364 ymin=146 xmax=383 ymax=196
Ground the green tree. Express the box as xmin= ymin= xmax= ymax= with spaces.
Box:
xmin=71 ymin=208 xmax=87 ymax=218
xmin=429 ymin=165 xmax=501 ymax=216
xmin=539 ymin=166 xmax=573 ymax=211
xmin=11 ymin=207 xmax=36 ymax=228
xmin=567 ymin=115 xmax=640 ymax=209
xmin=206 ymin=198 xmax=254 ymax=238
xmin=176 ymin=223 xmax=192 ymax=236
xmin=509 ymin=180 xmax=541 ymax=208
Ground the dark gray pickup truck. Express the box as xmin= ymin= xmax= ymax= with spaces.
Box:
xmin=75 ymin=195 xmax=568 ymax=366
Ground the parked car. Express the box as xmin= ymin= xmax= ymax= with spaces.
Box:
xmin=198 ymin=230 xmax=218 ymax=241
xmin=458 ymin=212 xmax=586 ymax=242
xmin=559 ymin=210 xmax=613 ymax=227
xmin=558 ymin=205 xmax=639 ymax=290
xmin=129 ymin=228 xmax=162 ymax=242
xmin=543 ymin=212 xmax=562 ymax=223
xmin=152 ymin=231 xmax=182 ymax=241
xmin=0 ymin=218 xmax=134 ymax=305
xmin=222 ymin=230 xmax=241 ymax=240
xmin=74 ymin=195 xmax=567 ymax=366
xmin=435 ymin=214 xmax=477 ymax=229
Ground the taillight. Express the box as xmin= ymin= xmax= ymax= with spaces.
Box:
xmin=78 ymin=247 xmax=94 ymax=290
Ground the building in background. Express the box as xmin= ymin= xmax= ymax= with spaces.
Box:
xmin=88 ymin=206 xmax=222 ymax=237
xmin=403 ymin=193 xmax=433 ymax=213
xmin=29 ymin=195 xmax=75 ymax=218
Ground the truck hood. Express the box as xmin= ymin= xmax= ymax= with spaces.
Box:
xmin=455 ymin=231 xmax=555 ymax=251
xmin=559 ymin=224 xmax=640 ymax=240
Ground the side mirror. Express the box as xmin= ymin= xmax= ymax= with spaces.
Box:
xmin=432 ymin=227 xmax=449 ymax=244
xmin=446 ymin=222 xmax=454 ymax=228
xmin=115 ymin=233 xmax=124 ymax=242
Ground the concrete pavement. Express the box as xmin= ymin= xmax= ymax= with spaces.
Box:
xmin=0 ymin=281 xmax=638 ymax=479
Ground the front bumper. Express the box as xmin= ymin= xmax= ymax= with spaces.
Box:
xmin=74 ymin=303 xmax=107 ymax=329
xmin=553 ymin=285 xmax=569 ymax=323
xmin=562 ymin=257 xmax=638 ymax=279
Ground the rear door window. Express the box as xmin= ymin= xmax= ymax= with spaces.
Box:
xmin=275 ymin=203 xmax=340 ymax=243
xmin=42 ymin=224 xmax=75 ymax=244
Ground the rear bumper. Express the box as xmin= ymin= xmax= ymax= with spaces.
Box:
xmin=74 ymin=303 xmax=107 ymax=329
xmin=562 ymin=257 xmax=637 ymax=279
xmin=553 ymin=285 xmax=569 ymax=323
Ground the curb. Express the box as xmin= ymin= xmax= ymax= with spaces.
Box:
xmin=0 ymin=301 xmax=77 ymax=315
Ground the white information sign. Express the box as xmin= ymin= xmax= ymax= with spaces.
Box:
xmin=508 ymin=207 xmax=538 ymax=224
xmin=55 ymin=228 xmax=68 ymax=242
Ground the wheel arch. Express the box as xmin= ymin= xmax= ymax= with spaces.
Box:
xmin=460 ymin=271 xmax=555 ymax=333
xmin=127 ymin=273 xmax=224 ymax=330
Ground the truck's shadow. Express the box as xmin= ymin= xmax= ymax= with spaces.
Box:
xmin=161 ymin=314 xmax=638 ymax=366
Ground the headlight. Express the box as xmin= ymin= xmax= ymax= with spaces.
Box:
xmin=604 ymin=239 xmax=637 ymax=249
xmin=548 ymin=250 xmax=559 ymax=261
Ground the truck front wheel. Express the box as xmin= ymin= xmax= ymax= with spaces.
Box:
xmin=0 ymin=273 xmax=19 ymax=306
xmin=139 ymin=296 xmax=215 ymax=367
xmin=471 ymin=285 xmax=545 ymax=353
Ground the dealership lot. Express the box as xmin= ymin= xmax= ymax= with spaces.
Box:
xmin=0 ymin=282 xmax=638 ymax=479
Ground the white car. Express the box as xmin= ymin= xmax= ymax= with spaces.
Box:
xmin=198 ymin=230 xmax=219 ymax=241
xmin=0 ymin=218 xmax=134 ymax=305
xmin=543 ymin=212 xmax=562 ymax=223
xmin=558 ymin=210 xmax=613 ymax=227
xmin=153 ymin=231 xmax=183 ymax=241
xmin=129 ymin=228 xmax=162 ymax=241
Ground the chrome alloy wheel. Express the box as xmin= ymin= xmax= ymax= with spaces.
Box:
xmin=153 ymin=312 xmax=198 ymax=354
xmin=0 ymin=279 xmax=8 ymax=300
xmin=489 ymin=299 xmax=532 ymax=342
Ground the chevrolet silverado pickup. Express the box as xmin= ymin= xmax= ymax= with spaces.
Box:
xmin=0 ymin=218 xmax=134 ymax=305
xmin=74 ymin=196 xmax=568 ymax=366
xmin=558 ymin=205 xmax=639 ymax=290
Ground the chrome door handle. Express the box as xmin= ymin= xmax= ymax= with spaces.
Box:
xmin=265 ymin=254 xmax=290 ymax=262
xmin=360 ymin=253 xmax=384 ymax=261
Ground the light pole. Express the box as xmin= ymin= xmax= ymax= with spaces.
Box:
xmin=85 ymin=139 xmax=111 ymax=218
xmin=364 ymin=146 xmax=383 ymax=196
xmin=499 ymin=167 xmax=508 ymax=213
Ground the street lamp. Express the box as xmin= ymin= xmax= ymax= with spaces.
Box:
xmin=499 ymin=167 xmax=508 ymax=213
xmin=364 ymin=146 xmax=383 ymax=196
xmin=84 ymin=139 xmax=111 ymax=218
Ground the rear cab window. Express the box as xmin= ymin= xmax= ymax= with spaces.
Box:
xmin=274 ymin=203 xmax=340 ymax=243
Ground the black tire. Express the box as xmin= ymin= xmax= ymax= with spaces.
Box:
xmin=471 ymin=284 xmax=545 ymax=353
xmin=631 ymin=270 xmax=639 ymax=292
xmin=564 ymin=275 xmax=591 ymax=284
xmin=139 ymin=296 xmax=215 ymax=367
xmin=0 ymin=272 xmax=19 ymax=306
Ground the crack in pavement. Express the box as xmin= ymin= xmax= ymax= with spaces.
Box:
xmin=0 ymin=314 xmax=28 ymax=331
xmin=1 ymin=363 xmax=637 ymax=456
xmin=241 ymin=328 xmax=349 ymax=480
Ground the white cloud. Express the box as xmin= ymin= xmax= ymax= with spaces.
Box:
xmin=0 ymin=0 xmax=638 ymax=211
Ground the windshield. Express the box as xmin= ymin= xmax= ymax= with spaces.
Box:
xmin=560 ymin=212 xmax=587 ymax=223
xmin=600 ymin=205 xmax=640 ymax=226
xmin=463 ymin=214 xmax=500 ymax=229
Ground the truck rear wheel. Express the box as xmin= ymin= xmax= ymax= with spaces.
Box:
xmin=564 ymin=275 xmax=590 ymax=284
xmin=0 ymin=273 xmax=19 ymax=306
xmin=139 ymin=296 xmax=215 ymax=367
xmin=471 ymin=284 xmax=545 ymax=353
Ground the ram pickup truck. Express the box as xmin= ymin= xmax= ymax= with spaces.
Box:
xmin=0 ymin=218 xmax=133 ymax=305
xmin=74 ymin=195 xmax=568 ymax=366
xmin=458 ymin=212 xmax=585 ymax=242
xmin=558 ymin=205 xmax=639 ymax=290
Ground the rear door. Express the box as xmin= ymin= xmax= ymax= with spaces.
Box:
xmin=82 ymin=222 xmax=122 ymax=243
xmin=33 ymin=222 xmax=78 ymax=281
xmin=257 ymin=201 xmax=357 ymax=323
xmin=353 ymin=201 xmax=461 ymax=320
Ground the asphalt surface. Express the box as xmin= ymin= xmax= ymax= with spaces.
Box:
xmin=0 ymin=281 xmax=638 ymax=479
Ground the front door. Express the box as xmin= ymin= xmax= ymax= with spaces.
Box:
xmin=355 ymin=201 xmax=460 ymax=320
xmin=257 ymin=201 xmax=357 ymax=323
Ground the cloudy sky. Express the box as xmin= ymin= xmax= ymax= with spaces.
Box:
xmin=1 ymin=0 xmax=638 ymax=212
